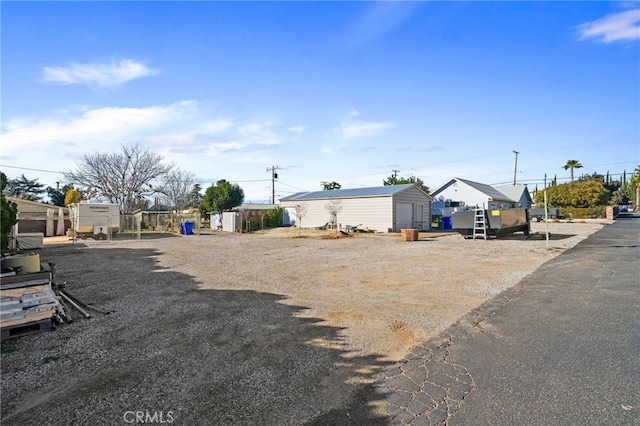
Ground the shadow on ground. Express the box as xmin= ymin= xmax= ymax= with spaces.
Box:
xmin=1 ymin=244 xmax=392 ymax=425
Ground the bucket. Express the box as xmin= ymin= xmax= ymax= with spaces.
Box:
xmin=2 ymin=253 xmax=41 ymax=274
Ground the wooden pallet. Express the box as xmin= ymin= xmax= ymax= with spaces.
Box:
xmin=1 ymin=318 xmax=52 ymax=340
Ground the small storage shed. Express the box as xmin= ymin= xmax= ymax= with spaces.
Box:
xmin=279 ymin=184 xmax=431 ymax=232
xmin=209 ymin=204 xmax=278 ymax=231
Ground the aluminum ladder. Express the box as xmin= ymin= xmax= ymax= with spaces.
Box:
xmin=472 ymin=207 xmax=487 ymax=240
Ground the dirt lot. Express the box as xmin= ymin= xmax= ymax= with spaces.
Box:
xmin=170 ymin=221 xmax=606 ymax=361
xmin=0 ymin=221 xmax=608 ymax=424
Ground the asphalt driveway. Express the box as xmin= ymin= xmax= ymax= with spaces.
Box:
xmin=380 ymin=213 xmax=640 ymax=425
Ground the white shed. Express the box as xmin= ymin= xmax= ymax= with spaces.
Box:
xmin=279 ymin=184 xmax=431 ymax=232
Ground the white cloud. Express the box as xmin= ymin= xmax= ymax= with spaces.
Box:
xmin=204 ymin=141 xmax=247 ymax=156
xmin=577 ymin=9 xmax=640 ymax=42
xmin=238 ymin=123 xmax=269 ymax=136
xmin=0 ymin=101 xmax=290 ymax=188
xmin=1 ymin=101 xmax=199 ymax=152
xmin=321 ymin=143 xmax=343 ymax=155
xmin=288 ymin=126 xmax=306 ymax=133
xmin=339 ymin=120 xmax=395 ymax=139
xmin=42 ymin=58 xmax=158 ymax=87
xmin=203 ymin=119 xmax=234 ymax=134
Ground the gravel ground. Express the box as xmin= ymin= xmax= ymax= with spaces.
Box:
xmin=0 ymin=220 xmax=608 ymax=425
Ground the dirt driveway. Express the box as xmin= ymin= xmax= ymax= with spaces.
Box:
xmin=1 ymin=221 xmax=606 ymax=424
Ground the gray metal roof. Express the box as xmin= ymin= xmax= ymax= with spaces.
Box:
xmin=279 ymin=184 xmax=416 ymax=202
xmin=494 ymin=185 xmax=532 ymax=203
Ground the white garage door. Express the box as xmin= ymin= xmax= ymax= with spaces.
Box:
xmin=396 ymin=203 xmax=413 ymax=230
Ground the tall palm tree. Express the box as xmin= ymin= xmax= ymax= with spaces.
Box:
xmin=563 ymin=159 xmax=583 ymax=183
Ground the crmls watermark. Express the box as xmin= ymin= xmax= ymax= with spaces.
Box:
xmin=123 ymin=411 xmax=175 ymax=424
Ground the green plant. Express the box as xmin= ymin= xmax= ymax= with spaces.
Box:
xmin=1 ymin=172 xmax=19 ymax=250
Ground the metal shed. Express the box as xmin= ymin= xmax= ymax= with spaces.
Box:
xmin=279 ymin=184 xmax=431 ymax=232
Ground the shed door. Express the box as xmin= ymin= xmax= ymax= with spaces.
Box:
xmin=396 ymin=203 xmax=413 ymax=230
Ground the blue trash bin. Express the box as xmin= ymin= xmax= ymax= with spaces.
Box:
xmin=442 ymin=216 xmax=452 ymax=230
xmin=182 ymin=221 xmax=194 ymax=235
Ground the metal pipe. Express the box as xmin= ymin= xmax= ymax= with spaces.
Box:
xmin=60 ymin=292 xmax=91 ymax=319
xmin=62 ymin=290 xmax=111 ymax=315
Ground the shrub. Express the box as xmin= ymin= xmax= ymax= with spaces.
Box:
xmin=561 ymin=206 xmax=606 ymax=219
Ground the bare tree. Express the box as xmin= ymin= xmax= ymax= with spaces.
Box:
xmin=64 ymin=143 xmax=172 ymax=214
xmin=325 ymin=199 xmax=343 ymax=234
xmin=158 ymin=169 xmax=197 ymax=213
xmin=294 ymin=202 xmax=307 ymax=237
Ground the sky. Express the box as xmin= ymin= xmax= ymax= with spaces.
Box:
xmin=1 ymin=1 xmax=639 ymax=203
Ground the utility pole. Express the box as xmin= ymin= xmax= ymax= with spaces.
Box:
xmin=267 ymin=166 xmax=280 ymax=204
xmin=392 ymin=169 xmax=400 ymax=179
xmin=513 ymin=151 xmax=519 ymax=186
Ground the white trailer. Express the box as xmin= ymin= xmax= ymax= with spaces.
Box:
xmin=68 ymin=203 xmax=120 ymax=237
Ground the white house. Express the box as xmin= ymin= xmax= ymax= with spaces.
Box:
xmin=279 ymin=184 xmax=432 ymax=232
xmin=431 ymin=178 xmax=528 ymax=214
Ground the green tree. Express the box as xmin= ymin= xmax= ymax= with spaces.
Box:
xmin=187 ymin=183 xmax=203 ymax=208
xmin=563 ymin=160 xmax=583 ymax=183
xmin=3 ymin=174 xmax=46 ymax=201
xmin=629 ymin=165 xmax=640 ymax=207
xmin=610 ymin=187 xmax=631 ymax=206
xmin=535 ymin=180 xmax=608 ymax=208
xmin=199 ymin=180 xmax=244 ymax=217
xmin=383 ymin=174 xmax=430 ymax=194
xmin=1 ymin=172 xmax=19 ymax=250
xmin=46 ymin=183 xmax=75 ymax=206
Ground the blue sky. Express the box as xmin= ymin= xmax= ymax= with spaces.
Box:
xmin=2 ymin=1 xmax=639 ymax=202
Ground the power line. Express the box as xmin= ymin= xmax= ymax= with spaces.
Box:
xmin=0 ymin=164 xmax=63 ymax=174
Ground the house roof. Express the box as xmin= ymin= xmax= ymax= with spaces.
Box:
xmin=494 ymin=184 xmax=533 ymax=204
xmin=7 ymin=196 xmax=69 ymax=212
xmin=431 ymin=178 xmax=515 ymax=203
xmin=238 ymin=203 xmax=278 ymax=210
xmin=279 ymin=184 xmax=422 ymax=202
